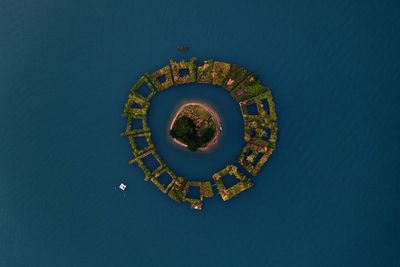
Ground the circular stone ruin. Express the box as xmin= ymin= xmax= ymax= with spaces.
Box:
xmin=122 ymin=58 xmax=278 ymax=210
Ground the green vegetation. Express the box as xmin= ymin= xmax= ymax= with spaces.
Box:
xmin=128 ymin=75 xmax=157 ymax=101
xmin=170 ymin=57 xmax=197 ymax=85
xmin=197 ymin=60 xmax=213 ymax=84
xmin=222 ymin=64 xmax=249 ymax=91
xmin=122 ymin=58 xmax=278 ymax=210
xmin=150 ymin=168 xmax=177 ymax=193
xmin=170 ymin=104 xmax=217 ymax=151
xmin=167 ymin=177 xmax=186 ymax=202
xmin=183 ymin=181 xmax=214 ymax=210
xmin=148 ymin=65 xmax=174 ymax=91
xmin=238 ymin=90 xmax=278 ymax=176
xmin=212 ymin=165 xmax=254 ymax=201
xmin=231 ymin=75 xmax=268 ymax=102
xmin=211 ymin=61 xmax=231 ymax=86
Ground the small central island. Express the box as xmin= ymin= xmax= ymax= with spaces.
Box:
xmin=170 ymin=102 xmax=221 ymax=151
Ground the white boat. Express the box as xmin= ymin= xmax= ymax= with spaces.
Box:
xmin=219 ymin=126 xmax=223 ymax=131
xmin=119 ymin=183 xmax=127 ymax=191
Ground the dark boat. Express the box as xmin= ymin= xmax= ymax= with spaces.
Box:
xmin=177 ymin=45 xmax=190 ymax=51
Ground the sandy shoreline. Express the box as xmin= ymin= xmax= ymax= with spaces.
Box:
xmin=169 ymin=101 xmax=222 ymax=152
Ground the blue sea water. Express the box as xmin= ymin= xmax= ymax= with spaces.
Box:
xmin=1 ymin=0 xmax=399 ymax=266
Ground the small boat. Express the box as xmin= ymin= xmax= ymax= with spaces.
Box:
xmin=177 ymin=45 xmax=190 ymax=52
xmin=119 ymin=183 xmax=127 ymax=191
xmin=219 ymin=126 xmax=223 ymax=131
xmin=191 ymin=203 xmax=202 ymax=210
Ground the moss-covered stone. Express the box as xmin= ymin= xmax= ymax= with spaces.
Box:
xmin=148 ymin=65 xmax=174 ymax=91
xmin=211 ymin=61 xmax=231 ymax=86
xmin=122 ymin=58 xmax=278 ymax=210
xmin=167 ymin=177 xmax=186 ymax=202
xmin=238 ymin=140 xmax=274 ymax=176
xmin=122 ymin=115 xmax=149 ymax=137
xmin=131 ymin=150 xmax=165 ymax=181
xmin=150 ymin=168 xmax=177 ymax=194
xmin=182 ymin=180 xmax=214 ymax=210
xmin=127 ymin=132 xmax=154 ymax=158
xmin=231 ymin=75 xmax=268 ymax=102
xmin=169 ymin=57 xmax=197 ymax=85
xmin=128 ymin=75 xmax=157 ymax=101
xmin=222 ymin=64 xmax=250 ymax=91
xmin=196 ymin=60 xmax=213 ymax=84
xmin=212 ymin=165 xmax=253 ymax=201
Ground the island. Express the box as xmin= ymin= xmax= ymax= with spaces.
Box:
xmin=122 ymin=58 xmax=278 ymax=210
xmin=169 ymin=103 xmax=220 ymax=151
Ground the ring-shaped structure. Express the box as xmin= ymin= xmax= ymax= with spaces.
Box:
xmin=122 ymin=58 xmax=278 ymax=210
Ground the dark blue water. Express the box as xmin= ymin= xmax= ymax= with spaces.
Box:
xmin=1 ymin=1 xmax=399 ymax=266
